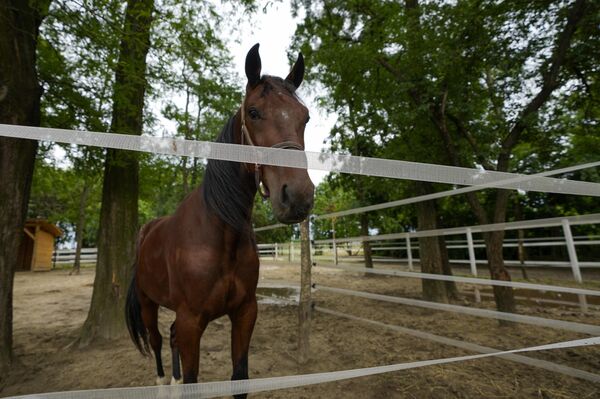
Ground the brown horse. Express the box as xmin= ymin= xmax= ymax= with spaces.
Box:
xmin=125 ymin=44 xmax=314 ymax=397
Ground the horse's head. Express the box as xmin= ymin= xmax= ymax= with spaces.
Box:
xmin=241 ymin=44 xmax=314 ymax=224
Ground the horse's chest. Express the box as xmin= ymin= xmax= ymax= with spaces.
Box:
xmin=224 ymin=257 xmax=259 ymax=303
xmin=180 ymin=252 xmax=258 ymax=319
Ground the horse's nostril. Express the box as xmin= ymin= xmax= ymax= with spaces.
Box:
xmin=281 ymin=184 xmax=290 ymax=206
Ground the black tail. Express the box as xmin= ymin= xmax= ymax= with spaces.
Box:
xmin=125 ymin=273 xmax=150 ymax=356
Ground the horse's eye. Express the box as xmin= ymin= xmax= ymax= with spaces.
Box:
xmin=248 ymin=108 xmax=260 ymax=120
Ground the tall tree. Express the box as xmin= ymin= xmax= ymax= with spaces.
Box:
xmin=78 ymin=0 xmax=155 ymax=345
xmin=402 ymin=0 xmax=592 ymax=312
xmin=0 ymin=0 xmax=51 ymax=371
xmin=293 ymin=0 xmax=597 ymax=310
xmin=292 ymin=0 xmax=455 ymax=301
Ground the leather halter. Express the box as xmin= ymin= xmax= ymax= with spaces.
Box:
xmin=240 ymin=95 xmax=304 ymax=199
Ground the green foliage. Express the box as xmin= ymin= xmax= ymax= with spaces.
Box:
xmin=30 ymin=0 xmax=599 ymax=248
xmin=293 ymin=0 xmax=600 ymax=236
xmin=252 ymin=199 xmax=295 ymax=243
xmin=311 ymin=178 xmax=360 ymax=240
xmin=34 ymin=0 xmax=262 ymax=243
xmin=29 ymin=158 xmax=102 ymax=247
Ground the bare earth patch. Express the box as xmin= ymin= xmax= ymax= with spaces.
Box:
xmin=1 ymin=263 xmax=599 ymax=398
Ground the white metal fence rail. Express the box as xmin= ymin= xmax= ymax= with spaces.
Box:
xmin=51 ymin=248 xmax=97 ymax=265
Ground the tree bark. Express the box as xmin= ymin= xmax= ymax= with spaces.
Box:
xmin=514 ymin=200 xmax=529 ymax=280
xmin=484 ymin=230 xmax=516 ymax=313
xmin=78 ymin=0 xmax=154 ymax=345
xmin=0 ymin=0 xmax=49 ymax=372
xmin=439 ymin=235 xmax=459 ymax=300
xmin=360 ymin=213 xmax=373 ymax=269
xmin=415 ymin=195 xmax=448 ymax=303
xmin=71 ymin=181 xmax=91 ymax=275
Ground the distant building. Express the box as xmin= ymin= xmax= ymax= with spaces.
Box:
xmin=17 ymin=219 xmax=62 ymax=271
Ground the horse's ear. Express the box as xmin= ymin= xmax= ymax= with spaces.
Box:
xmin=245 ymin=43 xmax=261 ymax=88
xmin=286 ymin=52 xmax=304 ymax=89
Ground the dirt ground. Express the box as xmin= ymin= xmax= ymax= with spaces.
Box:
xmin=1 ymin=261 xmax=600 ymax=398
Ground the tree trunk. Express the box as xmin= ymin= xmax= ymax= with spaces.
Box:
xmin=181 ymin=157 xmax=189 ymax=194
xmin=360 ymin=213 xmax=373 ymax=269
xmin=71 ymin=181 xmax=91 ymax=275
xmin=0 ymin=0 xmax=49 ymax=372
xmin=78 ymin=0 xmax=154 ymax=345
xmin=514 ymin=200 xmax=528 ymax=280
xmin=416 ymin=198 xmax=448 ymax=303
xmin=517 ymin=229 xmax=528 ymax=280
xmin=439 ymin=235 xmax=459 ymax=300
xmin=484 ymin=230 xmax=516 ymax=313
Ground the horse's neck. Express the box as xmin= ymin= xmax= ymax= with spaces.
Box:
xmin=191 ymin=111 xmax=256 ymax=233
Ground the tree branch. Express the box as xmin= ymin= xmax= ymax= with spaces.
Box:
xmin=500 ymin=0 xmax=588 ymax=167
xmin=446 ymin=112 xmax=496 ymax=170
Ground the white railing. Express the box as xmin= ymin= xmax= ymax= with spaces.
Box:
xmin=257 ymin=242 xmax=299 ymax=262
xmin=52 ymin=248 xmax=98 ymax=264
xmin=52 ymin=244 xmax=297 ymax=265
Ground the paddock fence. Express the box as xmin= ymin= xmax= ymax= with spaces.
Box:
xmin=3 ymin=124 xmax=600 ymax=397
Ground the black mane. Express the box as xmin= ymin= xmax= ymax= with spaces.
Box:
xmin=202 ymin=115 xmax=256 ymax=231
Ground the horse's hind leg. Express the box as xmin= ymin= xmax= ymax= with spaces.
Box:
xmin=169 ymin=321 xmax=182 ymax=384
xmin=229 ymin=298 xmax=258 ymax=399
xmin=139 ymin=297 xmax=167 ymax=385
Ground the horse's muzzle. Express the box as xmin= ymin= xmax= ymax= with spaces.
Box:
xmin=273 ymin=181 xmax=314 ymax=224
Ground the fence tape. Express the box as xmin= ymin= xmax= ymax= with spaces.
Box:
xmin=315 ymin=306 xmax=600 ymax=383
xmin=316 ymin=264 xmax=600 ymax=297
xmin=11 ymin=336 xmax=600 ymax=399
xmin=313 ymin=285 xmax=600 ymax=335
xmin=254 ymin=296 xmax=600 ymax=382
xmin=254 ymin=159 xmax=600 ymax=231
xmin=312 ymin=159 xmax=600 ymax=221
xmin=314 ymin=212 xmax=600 ymax=244
xmin=2 ymin=124 xmax=600 ymax=196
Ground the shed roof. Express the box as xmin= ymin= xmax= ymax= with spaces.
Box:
xmin=25 ymin=219 xmax=62 ymax=237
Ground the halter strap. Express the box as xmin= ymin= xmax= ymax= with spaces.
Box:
xmin=240 ymin=95 xmax=304 ymax=199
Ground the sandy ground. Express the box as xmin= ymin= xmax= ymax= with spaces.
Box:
xmin=1 ymin=261 xmax=600 ymax=398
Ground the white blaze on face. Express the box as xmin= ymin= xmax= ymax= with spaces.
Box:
xmin=276 ymin=91 xmax=292 ymax=122
xmin=280 ymin=109 xmax=290 ymax=122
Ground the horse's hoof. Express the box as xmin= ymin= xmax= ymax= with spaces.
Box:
xmin=171 ymin=376 xmax=183 ymax=385
xmin=156 ymin=376 xmax=169 ymax=385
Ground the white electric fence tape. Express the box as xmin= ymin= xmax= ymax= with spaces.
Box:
xmin=313 ymin=159 xmax=600 ymax=221
xmin=314 ymin=306 xmax=600 ymax=383
xmin=2 ymin=124 xmax=600 ymax=196
xmin=317 ymin=264 xmax=600 ymax=297
xmin=11 ymin=336 xmax=600 ymax=399
xmin=313 ymin=285 xmax=600 ymax=335
xmin=313 ymin=212 xmax=600 ymax=244
xmin=259 ymin=296 xmax=600 ymax=382
xmin=254 ymin=159 xmax=600 ymax=231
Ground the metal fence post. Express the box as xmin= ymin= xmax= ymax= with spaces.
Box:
xmin=562 ymin=219 xmax=588 ymax=312
xmin=405 ymin=236 xmax=413 ymax=271
xmin=466 ymin=228 xmax=481 ymax=303
xmin=298 ymin=218 xmax=312 ymax=364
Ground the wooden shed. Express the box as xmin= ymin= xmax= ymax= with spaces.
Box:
xmin=17 ymin=219 xmax=62 ymax=272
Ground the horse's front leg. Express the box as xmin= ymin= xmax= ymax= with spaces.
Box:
xmin=229 ymin=298 xmax=258 ymax=399
xmin=175 ymin=310 xmax=208 ymax=384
